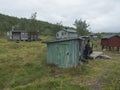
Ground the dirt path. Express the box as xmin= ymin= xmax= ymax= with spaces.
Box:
xmin=89 ymin=69 xmax=109 ymax=90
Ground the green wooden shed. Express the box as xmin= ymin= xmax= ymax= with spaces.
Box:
xmin=45 ymin=38 xmax=84 ymax=68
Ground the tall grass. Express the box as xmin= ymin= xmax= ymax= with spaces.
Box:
xmin=0 ymin=37 xmax=119 ymax=90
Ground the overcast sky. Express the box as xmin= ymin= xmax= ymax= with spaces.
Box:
xmin=0 ymin=0 xmax=120 ymax=33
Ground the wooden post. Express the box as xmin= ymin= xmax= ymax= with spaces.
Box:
xmin=117 ymin=47 xmax=120 ymax=52
xmin=102 ymin=46 xmax=104 ymax=50
xmin=109 ymin=46 xmax=111 ymax=51
xmin=119 ymin=47 xmax=120 ymax=53
xmin=112 ymin=47 xmax=114 ymax=51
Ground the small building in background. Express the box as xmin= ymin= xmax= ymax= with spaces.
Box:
xmin=56 ymin=29 xmax=78 ymax=39
xmin=45 ymin=37 xmax=84 ymax=68
xmin=9 ymin=30 xmax=28 ymax=41
xmin=101 ymin=34 xmax=120 ymax=51
xmin=8 ymin=30 xmax=39 ymax=41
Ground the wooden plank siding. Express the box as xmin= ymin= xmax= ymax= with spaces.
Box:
xmin=101 ymin=35 xmax=120 ymax=50
xmin=46 ymin=38 xmax=83 ymax=68
xmin=108 ymin=37 xmax=120 ymax=47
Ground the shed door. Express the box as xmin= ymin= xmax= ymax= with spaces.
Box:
xmin=58 ymin=44 xmax=71 ymax=67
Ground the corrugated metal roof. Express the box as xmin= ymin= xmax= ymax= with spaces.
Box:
xmin=102 ymin=34 xmax=119 ymax=39
xmin=45 ymin=37 xmax=83 ymax=43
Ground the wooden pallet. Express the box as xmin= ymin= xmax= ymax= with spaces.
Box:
xmin=90 ymin=51 xmax=103 ymax=59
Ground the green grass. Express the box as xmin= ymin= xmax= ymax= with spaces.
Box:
xmin=0 ymin=36 xmax=120 ymax=90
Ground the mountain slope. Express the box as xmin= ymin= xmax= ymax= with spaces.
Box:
xmin=0 ymin=13 xmax=71 ymax=35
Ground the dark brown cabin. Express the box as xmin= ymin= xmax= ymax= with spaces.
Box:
xmin=101 ymin=34 xmax=120 ymax=51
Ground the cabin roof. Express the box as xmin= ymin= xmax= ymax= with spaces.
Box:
xmin=102 ymin=34 xmax=119 ymax=39
xmin=58 ymin=29 xmax=77 ymax=33
xmin=11 ymin=30 xmax=26 ymax=33
xmin=65 ymin=29 xmax=77 ymax=33
xmin=45 ymin=37 xmax=83 ymax=43
xmin=80 ymin=36 xmax=89 ymax=38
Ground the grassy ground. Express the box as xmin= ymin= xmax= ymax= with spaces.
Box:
xmin=0 ymin=36 xmax=120 ymax=90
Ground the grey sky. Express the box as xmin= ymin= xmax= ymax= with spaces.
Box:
xmin=0 ymin=0 xmax=120 ymax=32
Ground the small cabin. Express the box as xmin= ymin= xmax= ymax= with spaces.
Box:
xmin=56 ymin=29 xmax=78 ymax=39
xmin=45 ymin=38 xmax=84 ymax=68
xmin=9 ymin=30 xmax=28 ymax=41
xmin=8 ymin=30 xmax=39 ymax=41
xmin=101 ymin=34 xmax=120 ymax=50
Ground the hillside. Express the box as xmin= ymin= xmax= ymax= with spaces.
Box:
xmin=0 ymin=13 xmax=71 ymax=35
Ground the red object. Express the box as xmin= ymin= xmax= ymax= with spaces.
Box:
xmin=101 ymin=35 xmax=120 ymax=47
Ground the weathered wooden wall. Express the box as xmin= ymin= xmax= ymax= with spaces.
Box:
xmin=46 ymin=39 xmax=82 ymax=68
